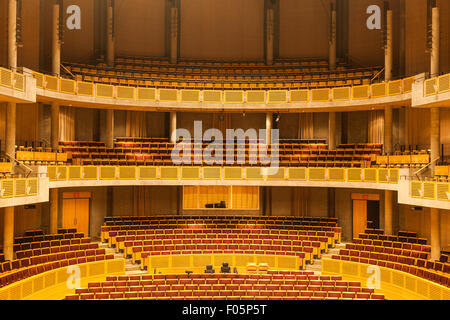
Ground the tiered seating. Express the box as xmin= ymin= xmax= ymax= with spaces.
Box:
xmin=332 ymin=231 xmax=449 ymax=287
xmin=64 ymin=272 xmax=385 ymax=300
xmin=0 ymin=160 xmax=13 ymax=176
xmin=15 ymin=146 xmax=68 ymax=165
xmin=63 ymin=57 xmax=380 ymax=90
xmin=101 ymin=216 xmax=341 ymax=271
xmin=376 ymin=150 xmax=430 ymax=168
xmin=59 ymin=138 xmax=379 ymax=168
xmin=0 ymin=230 xmax=113 ymax=289
xmin=358 ymin=229 xmax=428 ymax=245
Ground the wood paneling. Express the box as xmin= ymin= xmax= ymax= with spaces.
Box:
xmin=279 ymin=0 xmax=330 ymax=58
xmin=62 ymin=192 xmax=91 ymax=236
xmin=405 ymin=0 xmax=428 ymax=76
xmin=183 ymin=186 xmax=258 ymax=210
xmin=18 ymin=0 xmax=40 ymax=69
xmin=180 ymin=0 xmax=264 ymax=60
xmin=62 ymin=0 xmax=95 ymax=62
xmin=353 ymin=199 xmax=367 ymax=238
xmin=114 ymin=0 xmax=166 ymax=57
xmin=16 ymin=104 xmax=39 ymax=147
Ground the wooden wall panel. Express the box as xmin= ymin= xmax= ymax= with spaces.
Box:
xmin=180 ymin=0 xmax=264 ymax=60
xmin=353 ymin=199 xmax=367 ymax=238
xmin=14 ymin=205 xmax=42 ymax=237
xmin=0 ymin=103 xmax=6 ymax=153
xmin=437 ymin=0 xmax=450 ymax=74
xmin=405 ymin=0 xmax=428 ymax=76
xmin=0 ymin=0 xmax=7 ymax=67
xmin=16 ymin=103 xmax=39 ymax=147
xmin=405 ymin=108 xmax=430 ymax=150
xmin=279 ymin=0 xmax=330 ymax=58
xmin=114 ymin=0 xmax=166 ymax=57
xmin=440 ymin=108 xmax=450 ymax=158
xmin=348 ymin=0 xmax=400 ymax=69
xmin=18 ymin=0 xmax=40 ymax=70
xmin=61 ymin=0 xmax=95 ymax=63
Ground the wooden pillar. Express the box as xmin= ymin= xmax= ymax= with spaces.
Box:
xmin=105 ymin=109 xmax=114 ymax=149
xmin=8 ymin=0 xmax=17 ymax=69
xmin=328 ymin=112 xmax=336 ymax=150
xmin=384 ymin=190 xmax=393 ymax=235
xmin=52 ymin=2 xmax=61 ymax=76
xmin=170 ymin=111 xmax=177 ymax=143
xmin=430 ymin=208 xmax=441 ymax=261
xmin=385 ymin=10 xmax=393 ymax=81
xmin=3 ymin=207 xmax=14 ymax=261
xmin=170 ymin=5 xmax=179 ymax=64
xmin=49 ymin=188 xmax=58 ymax=234
xmin=384 ymin=106 xmax=392 ymax=154
xmin=430 ymin=7 xmax=439 ymax=77
xmin=106 ymin=0 xmax=115 ymax=66
xmin=266 ymin=112 xmax=273 ymax=144
xmin=430 ymin=107 xmax=440 ymax=171
xmin=265 ymin=7 xmax=274 ymax=66
xmin=51 ymin=102 xmax=60 ymax=151
xmin=329 ymin=5 xmax=337 ymax=71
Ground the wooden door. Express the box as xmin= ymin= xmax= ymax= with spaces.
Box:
xmin=352 ymin=200 xmax=367 ymax=238
xmin=62 ymin=193 xmax=90 ymax=236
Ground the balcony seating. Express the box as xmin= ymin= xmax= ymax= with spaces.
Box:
xmin=62 ymin=57 xmax=381 ymax=91
xmin=64 ymin=271 xmax=385 ymax=300
xmin=58 ymin=139 xmax=381 ymax=168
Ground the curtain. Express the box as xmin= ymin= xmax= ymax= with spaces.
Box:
xmin=291 ymin=187 xmax=309 ymax=217
xmin=126 ymin=111 xmax=147 ymax=137
xmin=297 ymin=113 xmax=313 ymax=139
xmin=368 ymin=110 xmax=384 ymax=144
xmin=133 ymin=186 xmax=152 ymax=216
xmin=59 ymin=106 xmax=75 ymax=141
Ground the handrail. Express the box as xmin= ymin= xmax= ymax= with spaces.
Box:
xmin=371 ymin=67 xmax=385 ymax=83
xmin=60 ymin=64 xmax=75 ymax=79
xmin=4 ymin=152 xmax=34 ymax=178
xmin=413 ymin=157 xmax=440 ymax=181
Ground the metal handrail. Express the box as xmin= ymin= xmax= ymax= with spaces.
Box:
xmin=413 ymin=157 xmax=440 ymax=181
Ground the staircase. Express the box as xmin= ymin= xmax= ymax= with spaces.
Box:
xmin=305 ymin=242 xmax=346 ymax=274
xmin=98 ymin=242 xmax=146 ymax=275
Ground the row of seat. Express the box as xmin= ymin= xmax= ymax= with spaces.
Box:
xmin=0 ymin=254 xmax=114 ymax=289
xmin=359 ymin=233 xmax=428 ymax=245
xmin=64 ymin=271 xmax=385 ymax=300
xmin=16 ymin=242 xmax=98 ymax=260
xmin=331 ymin=255 xmax=449 ymax=288
xmin=14 ymin=231 xmax=83 ymax=245
xmin=103 ymin=215 xmax=338 ymax=222
xmin=351 ymin=238 xmax=431 ymax=254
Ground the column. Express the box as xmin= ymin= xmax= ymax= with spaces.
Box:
xmin=328 ymin=112 xmax=336 ymax=150
xmin=430 ymin=107 xmax=440 ymax=171
xmin=265 ymin=7 xmax=274 ymax=66
xmin=5 ymin=102 xmax=16 ymax=161
xmin=430 ymin=208 xmax=441 ymax=261
xmin=106 ymin=0 xmax=115 ymax=66
xmin=384 ymin=190 xmax=393 ymax=235
xmin=430 ymin=6 xmax=440 ymax=77
xmin=384 ymin=106 xmax=392 ymax=154
xmin=329 ymin=5 xmax=337 ymax=71
xmin=170 ymin=5 xmax=179 ymax=64
xmin=266 ymin=112 xmax=273 ymax=144
xmin=105 ymin=109 xmax=114 ymax=149
xmin=170 ymin=111 xmax=177 ymax=144
xmin=52 ymin=2 xmax=61 ymax=76
xmin=51 ymin=102 xmax=60 ymax=151
xmin=3 ymin=207 xmax=14 ymax=261
xmin=385 ymin=10 xmax=393 ymax=81
xmin=8 ymin=0 xmax=17 ymax=70
xmin=49 ymin=188 xmax=58 ymax=234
